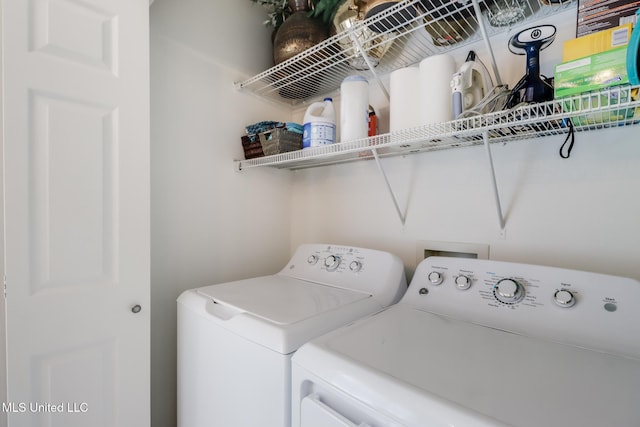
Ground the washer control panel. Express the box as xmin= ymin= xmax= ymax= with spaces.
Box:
xmin=281 ymin=244 xmax=407 ymax=305
xmin=405 ymin=256 xmax=640 ymax=359
xmin=305 ymin=249 xmax=363 ymax=274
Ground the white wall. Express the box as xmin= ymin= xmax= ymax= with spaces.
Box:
xmin=150 ymin=1 xmax=293 ymax=425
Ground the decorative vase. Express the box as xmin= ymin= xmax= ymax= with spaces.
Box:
xmin=273 ymin=0 xmax=329 ymax=65
xmin=333 ymin=0 xmax=395 ymax=71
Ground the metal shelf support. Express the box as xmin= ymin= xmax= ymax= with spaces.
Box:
xmin=372 ymin=148 xmax=406 ymax=225
xmin=471 ymin=0 xmax=503 ymax=86
xmin=483 ymin=131 xmax=506 ymax=231
xmin=236 ymin=85 xmax=640 ymax=234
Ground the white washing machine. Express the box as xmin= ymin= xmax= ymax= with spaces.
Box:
xmin=177 ymin=243 xmax=406 ymax=427
xmin=292 ymin=256 xmax=640 ymax=427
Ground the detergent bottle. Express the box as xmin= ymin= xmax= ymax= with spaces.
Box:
xmin=302 ymin=98 xmax=336 ymax=148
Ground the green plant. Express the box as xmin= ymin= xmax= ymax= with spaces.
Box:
xmin=250 ymin=0 xmax=290 ymax=30
xmin=251 ymin=0 xmax=345 ymax=31
xmin=308 ymin=0 xmax=345 ymax=26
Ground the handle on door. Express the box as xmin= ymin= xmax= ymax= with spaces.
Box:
xmin=131 ymin=304 xmax=142 ymax=314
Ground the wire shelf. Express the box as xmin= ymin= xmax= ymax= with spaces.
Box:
xmin=235 ymin=85 xmax=640 ymax=170
xmin=236 ymin=0 xmax=575 ymax=106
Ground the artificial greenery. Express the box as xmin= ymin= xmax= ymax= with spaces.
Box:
xmin=250 ymin=0 xmax=345 ymax=31
xmin=307 ymin=0 xmax=345 ymax=26
xmin=250 ymin=0 xmax=290 ymax=30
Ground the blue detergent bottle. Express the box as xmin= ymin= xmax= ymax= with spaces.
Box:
xmin=302 ymin=98 xmax=336 ymax=148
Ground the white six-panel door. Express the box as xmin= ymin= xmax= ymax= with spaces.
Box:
xmin=3 ymin=0 xmax=150 ymax=425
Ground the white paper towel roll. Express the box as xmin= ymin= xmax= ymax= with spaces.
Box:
xmin=419 ymin=54 xmax=456 ymax=125
xmin=390 ymin=67 xmax=421 ymax=132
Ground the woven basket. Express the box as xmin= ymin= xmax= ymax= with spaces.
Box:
xmin=241 ymin=128 xmax=302 ymax=159
xmin=241 ymin=136 xmax=264 ymax=159
xmin=258 ymin=128 xmax=302 ymax=156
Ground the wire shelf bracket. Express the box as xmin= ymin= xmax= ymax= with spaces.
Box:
xmin=482 ymin=130 xmax=506 ymax=232
xmin=372 ymin=148 xmax=406 ymax=225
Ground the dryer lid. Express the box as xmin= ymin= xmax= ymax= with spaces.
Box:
xmin=196 ymin=275 xmax=370 ymax=325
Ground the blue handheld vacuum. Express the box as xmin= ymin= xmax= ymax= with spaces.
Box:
xmin=505 ymin=25 xmax=556 ymax=108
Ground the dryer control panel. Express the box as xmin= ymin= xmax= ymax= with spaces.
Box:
xmin=405 ymin=256 xmax=640 ymax=360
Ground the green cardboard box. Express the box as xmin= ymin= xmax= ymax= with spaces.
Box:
xmin=554 ymin=46 xmax=629 ymax=99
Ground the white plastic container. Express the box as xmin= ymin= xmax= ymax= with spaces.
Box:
xmin=303 ymin=98 xmax=336 ymax=148
xmin=340 ymin=76 xmax=369 ymax=142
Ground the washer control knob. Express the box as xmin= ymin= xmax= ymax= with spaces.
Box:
xmin=324 ymin=255 xmax=341 ymax=271
xmin=307 ymin=255 xmax=319 ymax=265
xmin=428 ymin=271 xmax=443 ymax=285
xmin=494 ymin=278 xmax=525 ymax=304
xmin=455 ymin=275 xmax=472 ymax=290
xmin=554 ymin=289 xmax=576 ymax=308
xmin=349 ymin=260 xmax=362 ymax=272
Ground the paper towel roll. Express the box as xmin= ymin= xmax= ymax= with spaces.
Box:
xmin=390 ymin=67 xmax=421 ymax=132
xmin=419 ymin=54 xmax=456 ymax=125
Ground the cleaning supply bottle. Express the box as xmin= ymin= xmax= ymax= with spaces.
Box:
xmin=368 ymin=105 xmax=378 ymax=137
xmin=340 ymin=75 xmax=369 ymax=142
xmin=302 ymin=98 xmax=336 ymax=148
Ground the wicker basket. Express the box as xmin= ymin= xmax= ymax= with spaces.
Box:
xmin=241 ymin=136 xmax=264 ymax=159
xmin=241 ymin=128 xmax=302 ymax=159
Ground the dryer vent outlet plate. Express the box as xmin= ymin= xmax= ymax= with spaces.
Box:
xmin=416 ymin=240 xmax=489 ymax=266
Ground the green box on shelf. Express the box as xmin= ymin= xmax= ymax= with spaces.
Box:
xmin=554 ymin=46 xmax=629 ymax=99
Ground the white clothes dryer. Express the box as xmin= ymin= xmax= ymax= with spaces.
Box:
xmin=177 ymin=243 xmax=406 ymax=427
xmin=292 ymin=256 xmax=640 ymax=427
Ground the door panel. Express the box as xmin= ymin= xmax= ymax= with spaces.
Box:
xmin=29 ymin=0 xmax=118 ymax=73
xmin=3 ymin=0 xmax=150 ymax=426
xmin=29 ymin=90 xmax=117 ymax=293
xmin=31 ymin=338 xmax=117 ymax=426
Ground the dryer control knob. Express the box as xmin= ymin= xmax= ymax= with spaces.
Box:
xmin=324 ymin=255 xmax=341 ymax=271
xmin=428 ymin=271 xmax=443 ymax=285
xmin=554 ymin=289 xmax=576 ymax=308
xmin=494 ymin=278 xmax=525 ymax=304
xmin=307 ymin=255 xmax=319 ymax=265
xmin=455 ymin=275 xmax=472 ymax=290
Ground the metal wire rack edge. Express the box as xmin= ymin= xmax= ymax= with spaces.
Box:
xmin=235 ymin=85 xmax=640 ymax=171
xmin=235 ymin=0 xmax=576 ymax=107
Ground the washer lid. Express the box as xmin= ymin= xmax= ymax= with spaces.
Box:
xmin=293 ymin=305 xmax=640 ymax=427
xmin=196 ymin=275 xmax=370 ymax=325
